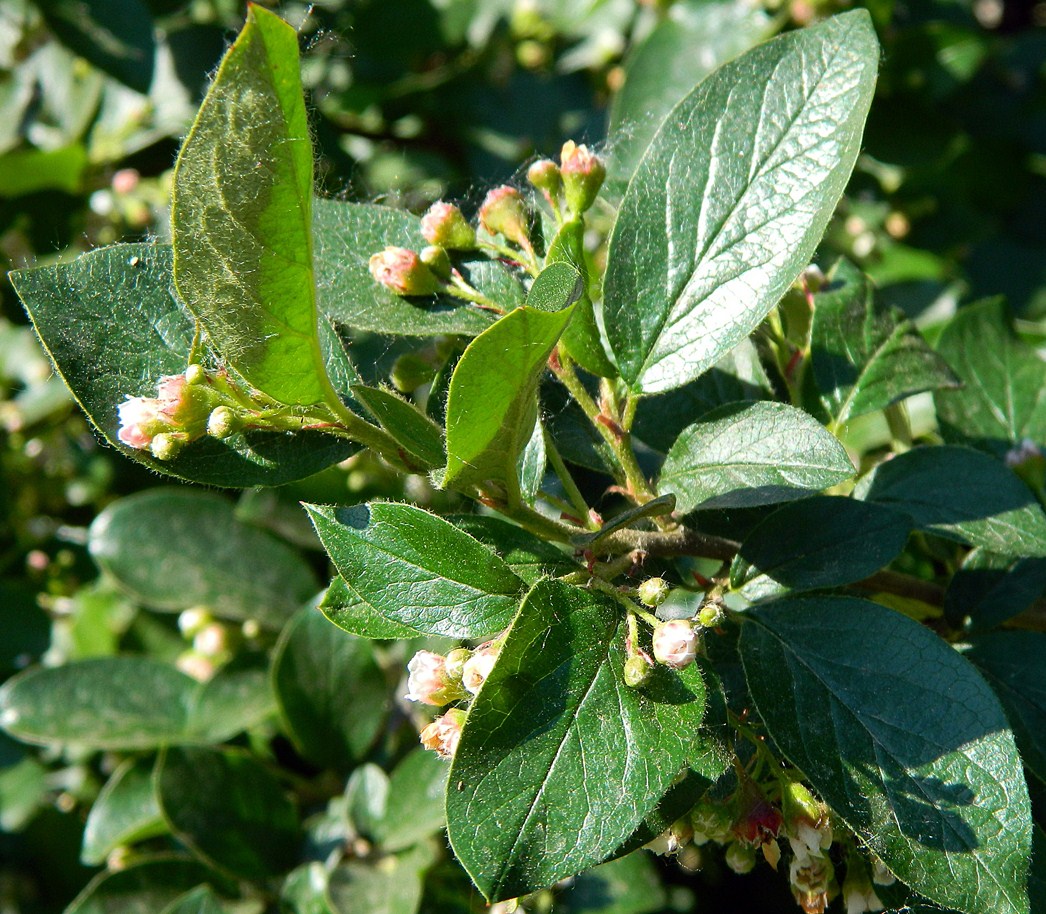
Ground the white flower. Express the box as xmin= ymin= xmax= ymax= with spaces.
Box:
xmin=652 ymin=620 xmax=698 ymax=670
xmin=462 ymin=646 xmax=498 ymax=694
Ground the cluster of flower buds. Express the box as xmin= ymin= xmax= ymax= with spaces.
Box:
xmin=407 ymin=642 xmax=502 ymax=761
xmin=527 ymin=140 xmax=606 ymax=217
xmin=116 ymin=365 xmax=256 ymax=460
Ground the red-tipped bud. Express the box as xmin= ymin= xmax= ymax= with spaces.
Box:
xmin=527 ymin=158 xmax=562 ymax=204
xmin=405 ymin=650 xmax=467 ymax=706
xmin=369 ymin=247 xmax=443 ymax=296
xmin=478 ymin=186 xmax=532 ymax=249
xmin=420 ymin=202 xmax=476 ymax=249
xmin=420 ymin=708 xmax=467 ymax=760
xmin=732 ymin=778 xmax=784 ymax=847
xmin=559 ymin=141 xmax=605 ymax=214
xmin=117 ymin=396 xmax=164 ymax=449
xmin=652 ymin=619 xmax=698 ymax=670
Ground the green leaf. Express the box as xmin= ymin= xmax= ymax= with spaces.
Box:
xmin=607 ymin=1 xmax=773 ymax=183
xmin=306 ymin=502 xmax=524 ymax=638
xmin=517 ymin=414 xmax=546 ymax=505
xmin=325 ymin=844 xmax=433 ymax=914
xmin=446 ymin=580 xmax=707 ymax=901
xmin=319 ymin=575 xmax=423 ymax=640
xmin=37 ymin=0 xmax=155 ymax=93
xmin=857 ymin=445 xmax=1046 ymax=556
xmin=558 ymin=852 xmax=666 ymax=914
xmin=171 ymin=7 xmax=333 ymax=407
xmin=572 ymin=494 xmax=677 ymax=549
xmin=443 ymin=301 xmax=575 ymax=492
xmin=349 ymin=384 xmax=445 ymax=469
xmin=944 ymin=550 xmax=1046 ymax=633
xmin=159 ymin=886 xmax=225 ymax=914
xmin=603 ymin=11 xmax=879 ymax=394
xmin=65 ymin=859 xmax=213 ymax=914
xmin=156 ymin=745 xmax=299 ymax=880
xmin=272 ymin=609 xmax=388 ymax=771
xmin=447 ymin=515 xmax=577 ymax=584
xmin=89 ymin=489 xmax=318 ymax=628
xmin=965 ymin=632 xmax=1046 ymax=787
xmin=934 ymin=298 xmax=1046 ymax=454
xmin=82 ymin=758 xmax=167 ymax=866
xmin=730 ymin=496 xmax=912 ymax=601
xmin=1 ymin=658 xmax=196 ymax=750
xmin=373 ymin=749 xmax=448 ymax=852
xmin=343 ymin=764 xmax=389 ymax=840
xmin=740 ymin=596 xmax=1031 ymax=914
xmin=547 ymin=219 xmax=617 ymax=377
xmin=313 ymin=198 xmax=521 ymax=336
xmin=809 ymin=258 xmax=960 ymax=425
xmin=659 ymin=401 xmax=854 ymax=513
xmin=0 ymin=657 xmax=272 ymax=750
xmin=0 ymin=144 xmax=87 ymax=196
xmin=281 ymin=863 xmax=336 ymax=914
xmin=11 ymin=244 xmax=353 ymax=487
xmin=526 ymin=261 xmax=584 ymax=313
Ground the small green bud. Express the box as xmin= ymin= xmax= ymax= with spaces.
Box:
xmin=559 ymin=140 xmax=606 ymax=215
xmin=184 ymin=363 xmax=207 ymax=385
xmin=420 ymin=202 xmax=476 ymax=250
xmin=207 ymin=406 xmax=240 ymax=439
xmin=623 ymin=654 xmax=653 ymax=688
xmin=420 ymin=244 xmax=452 ymax=280
xmin=390 ymin=353 xmax=436 ymax=393
xmin=444 ymin=648 xmax=470 ymax=682
xmin=725 ymin=841 xmax=757 ymax=875
xmin=149 ymin=432 xmax=184 ymax=461
xmin=478 ymin=185 xmax=532 ymax=250
xmin=697 ymin=602 xmax=726 ymax=628
xmin=369 ymin=247 xmax=443 ymax=296
xmin=637 ymin=576 xmax=670 ymax=607
xmin=527 ymin=158 xmax=562 ymax=205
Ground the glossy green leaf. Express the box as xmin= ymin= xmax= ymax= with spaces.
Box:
xmin=349 ymin=384 xmax=445 ymax=469
xmin=0 ymin=657 xmax=272 ymax=750
xmin=809 ymin=258 xmax=960 ymax=425
xmin=0 ymin=658 xmax=196 ymax=750
xmin=607 ymin=1 xmax=773 ymax=182
xmin=325 ymin=844 xmax=433 ymax=914
xmin=730 ymin=496 xmax=912 ymax=601
xmin=82 ymin=759 xmax=167 ymax=865
xmin=89 ymin=489 xmax=318 ymax=628
xmin=659 ymin=401 xmax=854 ymax=513
xmin=306 ymin=502 xmax=524 ymax=638
xmin=517 ymin=414 xmax=546 ymax=504
xmin=944 ymin=550 xmax=1046 ymax=633
xmin=934 ymin=298 xmax=1046 ymax=454
xmin=343 ymin=764 xmax=389 ymax=840
xmin=965 ymin=632 xmax=1046 ymax=786
xmin=558 ymin=852 xmax=666 ymax=914
xmin=443 ymin=302 xmax=575 ymax=492
xmin=603 ymin=12 xmax=879 ymax=394
xmin=156 ymin=745 xmax=299 ymax=880
xmin=313 ymin=198 xmax=521 ymax=336
xmin=631 ymin=339 xmax=771 ymax=455
xmin=374 ymin=749 xmax=448 ymax=852
xmin=547 ymin=219 xmax=616 ymax=377
xmin=281 ymin=863 xmax=336 ymax=914
xmin=65 ymin=859 xmax=212 ymax=914
xmin=446 ymin=580 xmax=707 ymax=901
xmin=272 ymin=609 xmax=388 ymax=771
xmin=740 ymin=596 xmax=1031 ymax=914
xmin=857 ymin=445 xmax=1046 ymax=556
xmin=447 ymin=515 xmax=577 ymax=584
xmin=171 ymin=7 xmax=333 ymax=407
xmin=37 ymin=0 xmax=155 ymax=93
xmin=159 ymin=886 xmax=225 ymax=914
xmin=319 ymin=575 xmax=423 ymax=640
xmin=10 ymin=244 xmax=353 ymax=487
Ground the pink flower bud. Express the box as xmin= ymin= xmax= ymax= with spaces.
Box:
xmin=369 ymin=247 xmax=443 ymax=296
xmin=111 ymin=168 xmax=139 ymax=195
xmin=559 ymin=141 xmax=605 ymax=214
xmin=420 ymin=708 xmax=467 ymax=759
xmin=652 ymin=619 xmax=698 ymax=670
xmin=420 ymin=202 xmax=475 ymax=249
xmin=406 ymin=650 xmax=465 ymax=706
xmin=732 ymin=777 xmax=784 ymax=847
xmin=478 ymin=186 xmax=532 ymax=249
xmin=117 ymin=396 xmax=163 ymax=449
xmin=462 ymin=645 xmax=498 ymax=694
